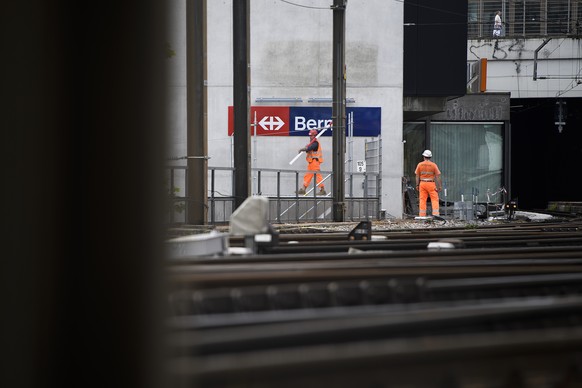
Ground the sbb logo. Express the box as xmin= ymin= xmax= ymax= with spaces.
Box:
xmin=228 ymin=106 xmax=289 ymax=136
xmin=259 ymin=116 xmax=284 ymax=131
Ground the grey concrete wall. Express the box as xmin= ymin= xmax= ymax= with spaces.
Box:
xmin=431 ymin=93 xmax=511 ymax=121
xmin=167 ymin=0 xmax=404 ymax=219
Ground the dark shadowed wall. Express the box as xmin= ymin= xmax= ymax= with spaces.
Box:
xmin=404 ymin=0 xmax=468 ymax=97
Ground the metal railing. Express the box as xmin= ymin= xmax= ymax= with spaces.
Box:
xmin=165 ymin=166 xmax=381 ymax=225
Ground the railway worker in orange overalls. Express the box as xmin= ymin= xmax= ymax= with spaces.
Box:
xmin=415 ymin=149 xmax=442 ymax=216
xmin=297 ymin=129 xmax=326 ymax=195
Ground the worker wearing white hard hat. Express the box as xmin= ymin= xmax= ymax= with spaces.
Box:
xmin=415 ymin=149 xmax=442 ymax=216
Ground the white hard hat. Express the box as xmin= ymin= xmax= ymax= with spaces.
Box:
xmin=422 ymin=149 xmax=432 ymax=158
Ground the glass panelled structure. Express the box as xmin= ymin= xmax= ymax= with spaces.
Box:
xmin=468 ymin=0 xmax=582 ymax=38
xmin=404 ymin=122 xmax=504 ymax=203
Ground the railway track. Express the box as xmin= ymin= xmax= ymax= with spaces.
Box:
xmin=227 ymin=217 xmax=582 ymax=244
xmin=166 ymin=217 xmax=582 ymax=388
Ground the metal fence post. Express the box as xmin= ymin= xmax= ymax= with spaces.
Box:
xmin=277 ymin=171 xmax=281 ymax=223
xmin=364 ymin=172 xmax=369 ymax=220
xmin=211 ymin=168 xmax=215 ymax=224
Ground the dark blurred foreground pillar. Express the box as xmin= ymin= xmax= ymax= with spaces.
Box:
xmin=233 ymin=0 xmax=251 ymax=210
xmin=187 ymin=0 xmax=208 ymax=224
xmin=332 ymin=0 xmax=347 ymax=221
xmin=1 ymin=1 xmax=167 ymax=388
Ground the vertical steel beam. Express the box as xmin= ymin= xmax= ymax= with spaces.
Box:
xmin=332 ymin=0 xmax=347 ymax=222
xmin=505 ymin=120 xmax=512 ymax=203
xmin=479 ymin=58 xmax=487 ymax=92
xmin=533 ymin=38 xmax=552 ymax=81
xmin=187 ymin=0 xmax=208 ymax=224
xmin=233 ymin=0 xmax=251 ymax=210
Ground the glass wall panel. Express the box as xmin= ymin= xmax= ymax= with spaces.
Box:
xmin=575 ymin=0 xmax=582 ymax=35
xmin=547 ymin=0 xmax=570 ymax=34
xmin=468 ymin=0 xmax=481 ymax=37
xmin=431 ymin=123 xmax=504 ymax=203
xmin=513 ymin=1 xmax=526 ymax=36
xmin=525 ymin=0 xmax=543 ymax=35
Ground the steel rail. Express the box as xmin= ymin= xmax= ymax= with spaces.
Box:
xmin=168 ymin=295 xmax=582 ymax=353
xmin=167 ymin=272 xmax=582 ymax=319
xmin=258 ymin=235 xmax=582 ymax=255
xmin=226 ymin=220 xmax=582 ymax=247
xmin=168 ymin=243 xmax=582 ymax=267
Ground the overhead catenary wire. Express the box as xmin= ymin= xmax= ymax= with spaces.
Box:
xmin=278 ymin=0 xmax=330 ymax=10
xmin=166 ymin=156 xmax=210 ymax=161
xmin=279 ymin=0 xmax=466 ymax=21
xmin=556 ymin=38 xmax=582 ymax=97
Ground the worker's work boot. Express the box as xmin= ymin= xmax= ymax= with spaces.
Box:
xmin=318 ymin=187 xmax=326 ymax=195
xmin=297 ymin=187 xmax=306 ymax=195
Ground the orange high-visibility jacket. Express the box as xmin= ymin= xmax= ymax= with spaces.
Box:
xmin=415 ymin=160 xmax=440 ymax=180
xmin=306 ymin=142 xmax=323 ymax=163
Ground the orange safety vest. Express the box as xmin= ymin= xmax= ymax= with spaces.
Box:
xmin=416 ymin=160 xmax=439 ymax=180
xmin=306 ymin=142 xmax=323 ymax=163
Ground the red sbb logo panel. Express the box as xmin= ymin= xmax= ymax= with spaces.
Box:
xmin=228 ymin=106 xmax=290 ymax=136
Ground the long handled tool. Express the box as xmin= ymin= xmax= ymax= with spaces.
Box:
xmin=288 ymin=126 xmax=331 ymax=165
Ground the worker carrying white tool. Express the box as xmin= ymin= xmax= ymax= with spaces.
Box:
xmin=296 ymin=129 xmax=326 ymax=195
xmin=415 ymin=149 xmax=442 ymax=216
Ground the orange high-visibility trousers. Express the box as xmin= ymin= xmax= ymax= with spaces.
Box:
xmin=419 ymin=181 xmax=439 ymax=216
xmin=303 ymin=160 xmax=324 ymax=189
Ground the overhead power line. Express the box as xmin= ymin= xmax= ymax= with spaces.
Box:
xmin=278 ymin=0 xmax=330 ymax=10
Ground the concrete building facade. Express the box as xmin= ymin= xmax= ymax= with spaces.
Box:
xmin=167 ymin=0 xmax=404 ymax=221
xmin=466 ymin=0 xmax=582 ymax=210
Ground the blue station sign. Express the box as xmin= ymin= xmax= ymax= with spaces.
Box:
xmin=228 ymin=106 xmax=381 ymax=137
